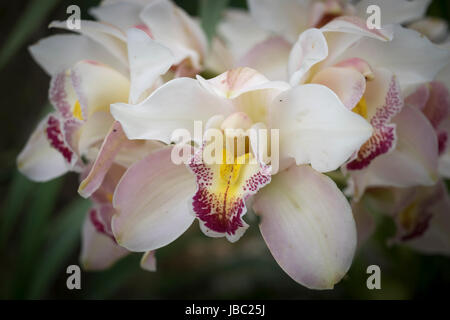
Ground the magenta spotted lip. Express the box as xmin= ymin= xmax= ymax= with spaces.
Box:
xmin=188 ymin=147 xmax=271 ymax=241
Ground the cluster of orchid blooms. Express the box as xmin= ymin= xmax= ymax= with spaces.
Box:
xmin=16 ymin=0 xmax=450 ymax=290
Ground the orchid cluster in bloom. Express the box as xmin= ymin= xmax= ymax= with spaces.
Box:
xmin=16 ymin=0 xmax=450 ymax=290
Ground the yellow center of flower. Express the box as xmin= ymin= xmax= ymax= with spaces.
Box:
xmin=72 ymin=100 xmax=83 ymax=120
xmin=398 ymin=202 xmax=419 ymax=232
xmin=219 ymin=150 xmax=250 ymax=186
xmin=353 ymin=96 xmax=368 ymax=119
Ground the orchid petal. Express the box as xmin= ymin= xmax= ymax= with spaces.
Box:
xmin=216 ymin=8 xmax=271 ymax=64
xmin=421 ymin=82 xmax=450 ymax=130
xmin=355 ymin=0 xmax=432 ymax=25
xmin=197 ymin=67 xmax=288 ymax=99
xmin=89 ymin=163 xmax=126 ymax=205
xmin=140 ymin=251 xmax=157 ymax=271
xmin=111 ymin=78 xmax=233 ymax=143
xmin=321 ymin=16 xmax=393 ymax=41
xmin=349 ymin=106 xmax=439 ymax=199
xmin=77 ymin=111 xmax=115 ymax=156
xmin=347 ymin=69 xmax=403 ymax=170
xmin=438 ymin=115 xmax=450 ymax=178
xmin=334 ymin=57 xmax=374 ymax=80
xmin=188 ymin=148 xmax=271 ymax=242
xmin=81 ymin=208 xmax=129 ymax=271
xmin=49 ymin=20 xmax=128 ymax=65
xmin=403 ymin=184 xmax=450 ymax=255
xmin=238 ymin=36 xmax=292 ymax=81
xmin=29 ymin=35 xmax=126 ymax=76
xmin=336 ymin=25 xmax=449 ymax=89
xmin=405 ymin=83 xmax=430 ymax=110
xmin=270 ymin=84 xmax=373 ymax=172
xmin=253 ymin=165 xmax=356 ymax=289
xmin=247 ymin=0 xmax=309 ymax=43
xmin=139 ymin=0 xmax=207 ymax=69
xmin=310 ymin=66 xmax=366 ymax=109
xmin=71 ymin=60 xmax=130 ymax=119
xmin=288 ymin=28 xmax=328 ymax=86
xmin=127 ymin=28 xmax=175 ymax=104
xmin=90 ymin=1 xmax=142 ymax=31
xmin=17 ymin=115 xmax=69 ymax=182
xmin=79 ymin=122 xmax=128 ymax=198
xmin=112 ymin=147 xmax=196 ymax=252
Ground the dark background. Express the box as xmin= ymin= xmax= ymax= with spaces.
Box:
xmin=0 ymin=0 xmax=449 ymax=299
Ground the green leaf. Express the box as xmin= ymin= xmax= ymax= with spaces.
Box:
xmin=0 ymin=0 xmax=61 ymax=71
xmin=85 ymin=254 xmax=141 ymax=299
xmin=11 ymin=177 xmax=63 ymax=299
xmin=199 ymin=0 xmax=230 ymax=44
xmin=27 ymin=198 xmax=91 ymax=299
xmin=0 ymin=171 xmax=35 ymax=251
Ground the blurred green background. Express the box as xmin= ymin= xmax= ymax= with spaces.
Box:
xmin=1 ymin=0 xmax=449 ymax=300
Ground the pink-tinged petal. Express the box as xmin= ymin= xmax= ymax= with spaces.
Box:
xmin=387 ymin=182 xmax=450 ymax=255
xmin=140 ymin=251 xmax=157 ymax=272
xmin=408 ymin=17 xmax=448 ymax=43
xmin=238 ymin=36 xmax=292 ymax=81
xmin=270 ymin=84 xmax=373 ymax=173
xmin=89 ymin=203 xmax=116 ymax=239
xmin=348 ymin=106 xmax=439 ymax=199
xmin=351 ymin=200 xmax=375 ymax=249
xmin=421 ymin=82 xmax=450 ymax=129
xmin=81 ymin=209 xmax=129 ymax=271
xmin=49 ymin=20 xmax=128 ymax=65
xmin=247 ymin=0 xmax=309 ymax=43
xmin=288 ymin=28 xmax=329 ymax=86
xmin=70 ymin=60 xmax=130 ymax=119
xmin=438 ymin=130 xmax=448 ymax=156
xmin=355 ymin=0 xmax=431 ymax=25
xmin=90 ymin=163 xmax=126 ymax=205
xmin=127 ymin=28 xmax=175 ymax=104
xmin=111 ymin=78 xmax=233 ymax=143
xmin=139 ymin=0 xmax=207 ymax=69
xmin=334 ymin=57 xmax=374 ymax=80
xmin=29 ymin=34 xmax=126 ymax=76
xmin=112 ymin=147 xmax=196 ymax=252
xmin=188 ymin=148 xmax=271 ymax=243
xmin=79 ymin=122 xmax=128 ymax=198
xmin=335 ymin=25 xmax=449 ymax=88
xmin=17 ymin=115 xmax=69 ymax=182
xmin=401 ymin=183 xmax=450 ymax=255
xmin=198 ymin=67 xmax=289 ymax=99
xmin=80 ymin=122 xmax=164 ymax=198
xmin=321 ymin=16 xmax=393 ymax=41
xmin=405 ymin=83 xmax=430 ymax=110
xmin=253 ymin=165 xmax=356 ymax=289
xmin=310 ymin=66 xmax=366 ymax=109
xmin=438 ymin=116 xmax=450 ymax=177
xmin=347 ymin=69 xmax=403 ymax=170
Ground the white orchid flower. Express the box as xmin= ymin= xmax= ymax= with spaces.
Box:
xmin=110 ymin=67 xmax=372 ymax=289
xmin=17 ymin=7 xmax=192 ymax=269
